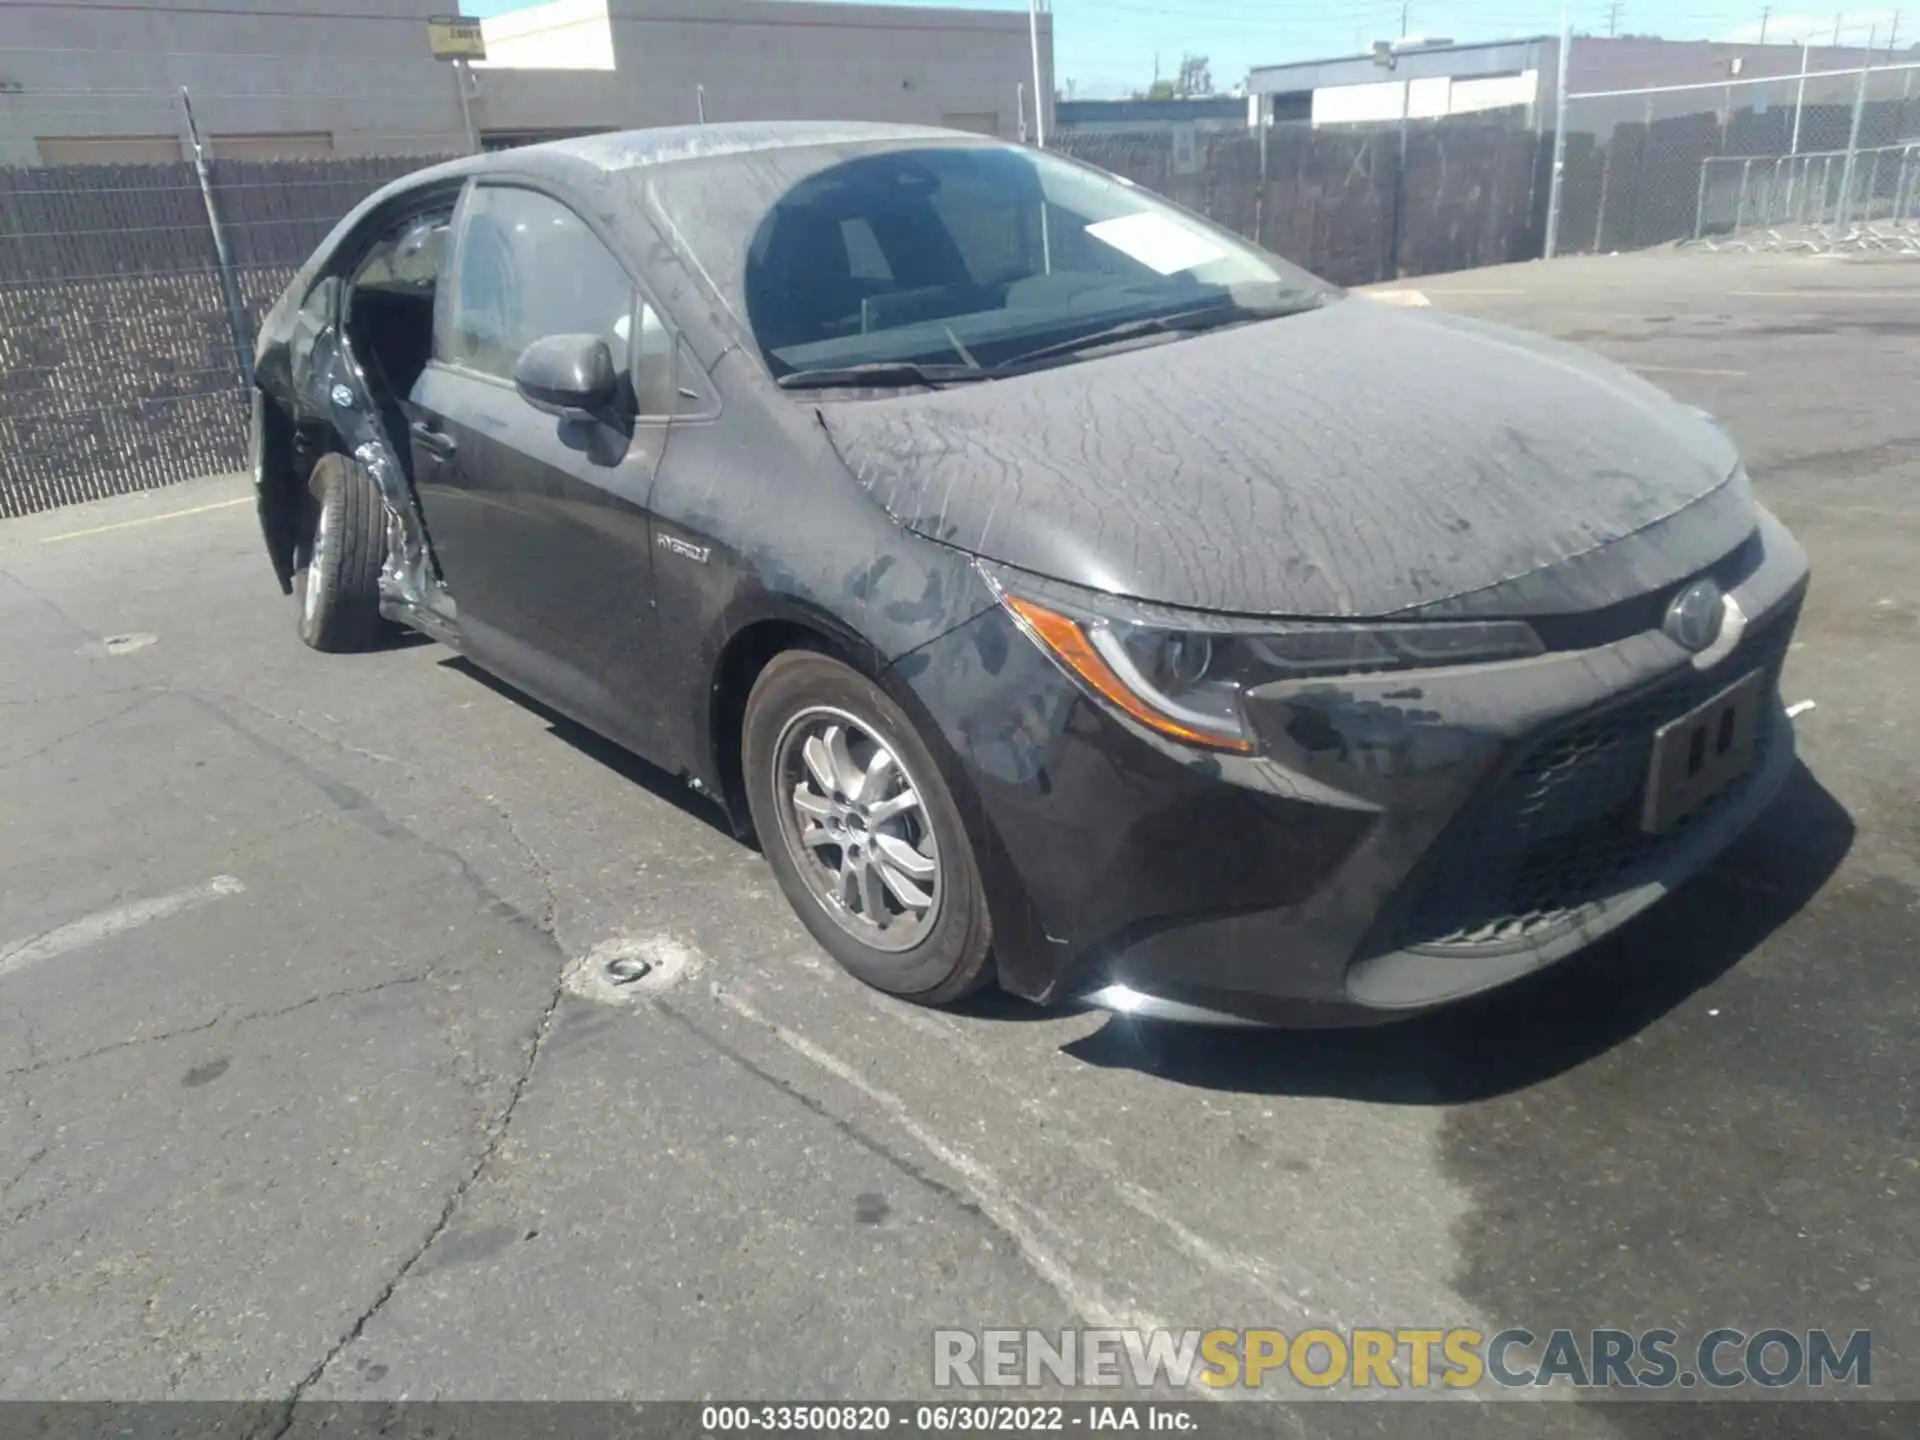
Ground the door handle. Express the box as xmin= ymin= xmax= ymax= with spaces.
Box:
xmin=410 ymin=419 xmax=457 ymax=460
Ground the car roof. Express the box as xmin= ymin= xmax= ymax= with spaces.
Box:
xmin=364 ymin=121 xmax=986 ymax=205
xmin=523 ymin=121 xmax=975 ymax=174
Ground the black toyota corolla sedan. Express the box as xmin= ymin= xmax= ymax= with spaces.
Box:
xmin=251 ymin=121 xmax=1809 ymax=1026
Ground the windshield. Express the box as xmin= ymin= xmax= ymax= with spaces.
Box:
xmin=643 ymin=141 xmax=1335 ymax=383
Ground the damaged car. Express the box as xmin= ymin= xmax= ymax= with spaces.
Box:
xmin=251 ymin=122 xmax=1809 ymax=1025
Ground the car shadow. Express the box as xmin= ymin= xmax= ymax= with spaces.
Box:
xmin=382 ymin=627 xmax=439 ymax=650
xmin=945 ymin=988 xmax=1097 ymax=1023
xmin=1059 ymin=762 xmax=1853 ymax=1103
xmin=438 ymin=655 xmax=739 ymax=840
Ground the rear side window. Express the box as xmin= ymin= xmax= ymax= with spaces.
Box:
xmin=447 ymin=186 xmax=635 ymax=389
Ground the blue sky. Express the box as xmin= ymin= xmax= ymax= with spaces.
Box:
xmin=463 ymin=1 xmax=1910 ymax=99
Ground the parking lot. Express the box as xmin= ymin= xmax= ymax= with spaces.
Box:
xmin=1 ymin=249 xmax=1914 ymax=1430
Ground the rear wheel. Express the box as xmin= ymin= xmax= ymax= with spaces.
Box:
xmin=743 ymin=651 xmax=995 ymax=1003
xmin=293 ymin=452 xmax=387 ymax=652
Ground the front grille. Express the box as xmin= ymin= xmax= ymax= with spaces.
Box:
xmin=1396 ymin=603 xmax=1801 ymax=953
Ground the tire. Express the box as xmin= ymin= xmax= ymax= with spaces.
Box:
xmin=743 ymin=650 xmax=995 ymax=1004
xmin=293 ymin=452 xmax=387 ymax=653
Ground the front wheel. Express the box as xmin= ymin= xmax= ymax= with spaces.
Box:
xmin=742 ymin=651 xmax=995 ymax=1004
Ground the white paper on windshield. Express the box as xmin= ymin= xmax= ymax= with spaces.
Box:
xmin=1084 ymin=212 xmax=1228 ymax=275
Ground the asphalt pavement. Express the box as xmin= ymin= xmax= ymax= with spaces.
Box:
xmin=0 ymin=250 xmax=1914 ymax=1435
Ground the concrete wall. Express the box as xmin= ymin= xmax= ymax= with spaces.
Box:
xmin=0 ymin=0 xmax=1050 ymax=165
xmin=0 ymin=0 xmax=470 ymax=164
xmin=474 ymin=0 xmax=1049 ymax=144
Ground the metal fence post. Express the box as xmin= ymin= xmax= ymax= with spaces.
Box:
xmin=454 ymin=57 xmax=480 ymax=152
xmin=1734 ymin=157 xmax=1753 ymax=233
xmin=1692 ymin=158 xmax=1710 ymax=238
xmin=1835 ymin=26 xmax=1877 ymax=237
xmin=1255 ymin=92 xmax=1269 ymax=248
xmin=1791 ymin=37 xmax=1811 ymax=154
xmin=179 ymin=87 xmax=252 ymax=387
xmin=1542 ymin=2 xmax=1574 ymax=258
xmin=1028 ymin=0 xmax=1047 ymax=148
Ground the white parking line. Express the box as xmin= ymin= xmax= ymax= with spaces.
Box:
xmin=708 ymin=986 xmax=1193 ymax=1361
xmin=40 ymin=497 xmax=251 ymax=545
xmin=1630 ymin=364 xmax=1749 ymax=377
xmin=0 ymin=875 xmax=246 ymax=981
xmin=1731 ymin=289 xmax=1920 ymax=300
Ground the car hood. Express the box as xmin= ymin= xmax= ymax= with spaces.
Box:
xmin=817 ymin=297 xmax=1756 ymax=618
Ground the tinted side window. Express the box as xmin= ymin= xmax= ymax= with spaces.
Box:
xmin=448 ymin=186 xmax=634 ymax=389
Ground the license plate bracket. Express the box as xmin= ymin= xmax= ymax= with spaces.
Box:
xmin=1641 ymin=668 xmax=1767 ymax=834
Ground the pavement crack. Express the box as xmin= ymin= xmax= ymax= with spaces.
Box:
xmin=263 ymin=969 xmax=569 ymax=1436
xmin=467 ymin=790 xmax=560 ymax=939
xmin=235 ymin=686 xmax=561 ymax=938
xmin=657 ymin=998 xmax=980 ymax=1215
xmin=181 ymin=688 xmax=563 ymax=947
xmin=2 ymin=1009 xmax=232 ymax=1080
xmin=1 ymin=972 xmax=448 ymax=1080
xmin=0 ymin=562 xmax=96 ymax=642
xmin=190 ymin=687 xmax=408 ymax=770
xmin=0 ymin=691 xmax=162 ymax=772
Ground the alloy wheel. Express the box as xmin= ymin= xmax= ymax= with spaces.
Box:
xmin=770 ymin=705 xmax=942 ymax=954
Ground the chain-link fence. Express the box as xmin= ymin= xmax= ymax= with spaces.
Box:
xmin=1058 ymin=113 xmax=1544 ymax=288
xmin=1695 ymin=141 xmax=1920 ymax=250
xmin=0 ymin=151 xmax=452 ymax=518
xmin=1556 ymin=57 xmax=1920 ymax=255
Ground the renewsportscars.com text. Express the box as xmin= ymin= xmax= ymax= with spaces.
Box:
xmin=933 ymin=1326 xmax=1872 ymax=1392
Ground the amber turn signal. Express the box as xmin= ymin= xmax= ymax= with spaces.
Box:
xmin=1003 ymin=596 xmax=1255 ymax=754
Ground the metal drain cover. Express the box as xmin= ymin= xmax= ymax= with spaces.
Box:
xmin=562 ymin=935 xmax=700 ymax=1004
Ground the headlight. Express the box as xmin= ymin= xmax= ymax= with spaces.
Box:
xmin=1003 ymin=595 xmax=1541 ymax=754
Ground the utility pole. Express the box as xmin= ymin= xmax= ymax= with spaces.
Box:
xmin=1544 ymin=0 xmax=1574 ymax=257
xmin=1400 ymin=1 xmax=1410 ymax=39
xmin=1608 ymin=0 xmax=1624 ymax=37
xmin=1834 ymin=12 xmax=1844 ymax=44
xmin=1759 ymin=5 xmax=1771 ymax=43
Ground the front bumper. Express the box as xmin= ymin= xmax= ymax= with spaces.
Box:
xmin=889 ymin=507 xmax=1811 ymax=1026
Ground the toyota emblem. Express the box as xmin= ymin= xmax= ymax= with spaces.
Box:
xmin=1664 ymin=579 xmax=1725 ymax=653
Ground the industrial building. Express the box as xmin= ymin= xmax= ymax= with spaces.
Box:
xmin=0 ymin=0 xmax=1053 ymax=166
xmin=1247 ymin=35 xmax=1911 ymax=135
xmin=1052 ymin=96 xmax=1250 ymax=138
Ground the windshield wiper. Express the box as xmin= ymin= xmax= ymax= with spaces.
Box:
xmin=996 ymin=300 xmax=1317 ymax=371
xmin=776 ymin=361 xmax=992 ymax=391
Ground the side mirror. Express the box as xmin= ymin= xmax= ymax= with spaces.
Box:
xmin=514 ymin=334 xmax=615 ymax=420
